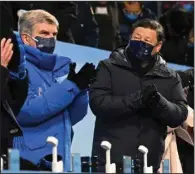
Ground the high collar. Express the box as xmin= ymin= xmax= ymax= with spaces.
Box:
xmin=15 ymin=32 xmax=71 ymax=77
xmin=109 ymin=46 xmax=172 ymax=78
xmin=23 ymin=44 xmax=56 ymax=71
xmin=23 ymin=44 xmax=72 ymax=78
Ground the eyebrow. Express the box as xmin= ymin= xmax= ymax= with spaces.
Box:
xmin=39 ymin=30 xmax=57 ymax=35
xmin=39 ymin=30 xmax=49 ymax=34
xmin=134 ymin=33 xmax=141 ymax=37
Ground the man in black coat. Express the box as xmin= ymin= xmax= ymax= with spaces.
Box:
xmin=0 ymin=2 xmax=38 ymax=170
xmin=89 ymin=19 xmax=188 ymax=173
xmin=0 ymin=1 xmax=27 ymax=157
xmin=159 ymin=4 xmax=194 ymax=67
xmin=1 ymin=36 xmax=30 ymax=169
xmin=1 ymin=38 xmax=39 ymax=171
xmin=1 ymin=54 xmax=27 ymax=155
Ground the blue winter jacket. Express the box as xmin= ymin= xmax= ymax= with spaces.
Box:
xmin=13 ymin=37 xmax=88 ymax=171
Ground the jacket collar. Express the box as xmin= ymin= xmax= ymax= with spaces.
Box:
xmin=109 ymin=46 xmax=172 ymax=78
xmin=16 ymin=32 xmax=71 ymax=77
xmin=15 ymin=32 xmax=56 ymax=71
xmin=23 ymin=44 xmax=57 ymax=71
xmin=23 ymin=44 xmax=71 ymax=78
xmin=109 ymin=46 xmax=131 ymax=69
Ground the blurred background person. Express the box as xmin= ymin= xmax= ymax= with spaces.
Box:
xmin=142 ymin=1 xmax=158 ymax=16
xmin=10 ymin=1 xmax=78 ymax=43
xmin=70 ymin=2 xmax=99 ymax=48
xmin=161 ymin=1 xmax=176 ymax=14
xmin=91 ymin=1 xmax=121 ymax=51
xmin=10 ymin=1 xmax=99 ymax=46
xmin=117 ymin=1 xmax=157 ymax=46
xmin=159 ymin=1 xmax=194 ymax=67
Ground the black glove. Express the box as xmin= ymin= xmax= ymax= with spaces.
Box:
xmin=67 ymin=62 xmax=96 ymax=90
xmin=7 ymin=29 xmax=24 ymax=73
xmin=141 ymin=84 xmax=160 ymax=107
xmin=67 ymin=62 xmax=76 ymax=79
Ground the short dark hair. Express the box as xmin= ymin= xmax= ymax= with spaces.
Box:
xmin=131 ymin=19 xmax=165 ymax=42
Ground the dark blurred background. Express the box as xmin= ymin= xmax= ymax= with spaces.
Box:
xmin=1 ymin=1 xmax=194 ymax=67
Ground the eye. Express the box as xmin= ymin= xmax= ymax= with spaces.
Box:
xmin=53 ymin=32 xmax=57 ymax=37
xmin=40 ymin=31 xmax=49 ymax=36
xmin=134 ymin=37 xmax=140 ymax=40
xmin=145 ymin=39 xmax=152 ymax=44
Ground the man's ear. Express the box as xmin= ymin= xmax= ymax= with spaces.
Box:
xmin=21 ymin=33 xmax=29 ymax=45
xmin=152 ymin=41 xmax=163 ymax=55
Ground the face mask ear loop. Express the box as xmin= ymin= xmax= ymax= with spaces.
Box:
xmin=24 ymin=33 xmax=39 ymax=42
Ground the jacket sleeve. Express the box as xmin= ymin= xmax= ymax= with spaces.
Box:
xmin=89 ymin=61 xmax=142 ymax=120
xmin=152 ymin=73 xmax=188 ymax=128
xmin=1 ymin=66 xmax=9 ymax=100
xmin=8 ymin=70 xmax=28 ymax=117
xmin=68 ymin=90 xmax=89 ymax=126
xmin=17 ymin=79 xmax=81 ymax=126
xmin=1 ymin=65 xmax=28 ymax=117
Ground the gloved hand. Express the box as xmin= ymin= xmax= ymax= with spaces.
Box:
xmin=67 ymin=62 xmax=76 ymax=80
xmin=7 ymin=29 xmax=26 ymax=74
xmin=141 ymin=84 xmax=160 ymax=107
xmin=68 ymin=62 xmax=96 ymax=90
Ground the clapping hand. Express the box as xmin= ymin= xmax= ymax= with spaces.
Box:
xmin=1 ymin=38 xmax=13 ymax=68
xmin=68 ymin=62 xmax=97 ymax=90
xmin=141 ymin=84 xmax=160 ymax=107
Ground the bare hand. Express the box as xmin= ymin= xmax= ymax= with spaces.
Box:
xmin=1 ymin=38 xmax=13 ymax=68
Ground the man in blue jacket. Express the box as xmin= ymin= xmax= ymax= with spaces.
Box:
xmin=13 ymin=9 xmax=96 ymax=171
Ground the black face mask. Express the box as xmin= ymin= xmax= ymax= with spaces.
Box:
xmin=126 ymin=40 xmax=156 ymax=77
xmin=35 ymin=36 xmax=56 ymax=54
xmin=126 ymin=40 xmax=155 ymax=61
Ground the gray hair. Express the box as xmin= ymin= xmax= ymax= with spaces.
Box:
xmin=18 ymin=9 xmax=59 ymax=34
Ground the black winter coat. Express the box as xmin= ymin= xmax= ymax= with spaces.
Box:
xmin=1 ymin=66 xmax=28 ymax=155
xmin=89 ymin=47 xmax=188 ymax=172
